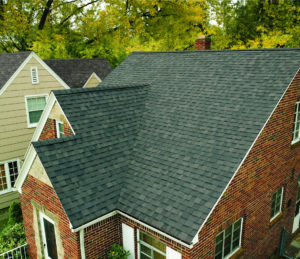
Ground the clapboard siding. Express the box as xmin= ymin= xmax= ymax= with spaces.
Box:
xmin=84 ymin=73 xmax=101 ymax=88
xmin=0 ymin=56 xmax=66 ymax=163
xmin=0 ymin=191 xmax=19 ymax=210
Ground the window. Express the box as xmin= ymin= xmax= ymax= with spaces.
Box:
xmin=138 ymin=231 xmax=166 ymax=259
xmin=293 ymin=102 xmax=300 ymax=143
xmin=0 ymin=160 xmax=19 ymax=193
xmin=31 ymin=67 xmax=39 ymax=84
xmin=56 ymin=120 xmax=64 ymax=138
xmin=271 ymin=187 xmax=283 ymax=220
xmin=214 ymin=218 xmax=243 ymax=259
xmin=25 ymin=95 xmax=47 ymax=127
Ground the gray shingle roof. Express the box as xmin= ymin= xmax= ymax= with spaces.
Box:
xmin=33 ymin=49 xmax=300 ymax=244
xmin=0 ymin=51 xmax=31 ymax=90
xmin=44 ymin=58 xmax=113 ymax=88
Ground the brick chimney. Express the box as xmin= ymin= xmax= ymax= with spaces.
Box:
xmin=195 ymin=35 xmax=211 ymax=50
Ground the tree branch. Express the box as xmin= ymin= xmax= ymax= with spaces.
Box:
xmin=38 ymin=0 xmax=53 ymax=30
xmin=60 ymin=0 xmax=99 ymax=26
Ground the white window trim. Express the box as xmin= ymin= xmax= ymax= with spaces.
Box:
xmin=31 ymin=66 xmax=39 ymax=84
xmin=0 ymin=159 xmax=20 ymax=195
xmin=137 ymin=229 xmax=166 ymax=259
xmin=215 ymin=217 xmax=243 ymax=259
xmin=270 ymin=187 xmax=284 ymax=222
xmin=25 ymin=94 xmax=49 ymax=128
xmin=40 ymin=212 xmax=57 ymax=259
xmin=55 ymin=120 xmax=64 ymax=138
xmin=292 ymin=102 xmax=300 ymax=145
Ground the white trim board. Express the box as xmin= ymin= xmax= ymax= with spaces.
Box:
xmin=83 ymin=72 xmax=102 ymax=88
xmin=191 ymin=68 xmax=300 ymax=244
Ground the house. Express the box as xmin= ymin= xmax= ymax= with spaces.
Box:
xmin=0 ymin=51 xmax=69 ymax=209
xmin=16 ymin=48 xmax=300 ymax=259
xmin=0 ymin=52 xmax=113 ymax=209
xmin=44 ymin=58 xmax=113 ymax=89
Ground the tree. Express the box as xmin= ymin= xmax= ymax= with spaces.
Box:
xmin=0 ymin=0 xmax=209 ymax=67
xmin=209 ymin=0 xmax=300 ymax=49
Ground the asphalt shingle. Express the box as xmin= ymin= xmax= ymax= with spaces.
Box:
xmin=34 ymin=49 xmax=300 ymax=244
xmin=44 ymin=58 xmax=113 ymax=88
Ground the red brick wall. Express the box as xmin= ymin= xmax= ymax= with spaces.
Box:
xmin=21 ymin=174 xmax=81 ymax=259
xmin=191 ymin=71 xmax=300 ymax=258
xmin=39 ymin=118 xmax=73 ymax=140
xmin=84 ymin=214 xmax=121 ymax=259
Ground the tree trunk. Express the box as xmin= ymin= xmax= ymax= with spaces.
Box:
xmin=38 ymin=0 xmax=53 ymax=30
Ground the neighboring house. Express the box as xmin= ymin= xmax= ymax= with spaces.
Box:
xmin=16 ymin=48 xmax=300 ymax=259
xmin=0 ymin=51 xmax=70 ymax=209
xmin=44 ymin=58 xmax=113 ymax=89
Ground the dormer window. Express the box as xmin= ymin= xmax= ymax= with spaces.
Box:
xmin=56 ymin=120 xmax=64 ymax=138
xmin=292 ymin=102 xmax=300 ymax=144
xmin=31 ymin=67 xmax=39 ymax=84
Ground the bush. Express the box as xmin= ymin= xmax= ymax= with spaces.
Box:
xmin=108 ymin=244 xmax=130 ymax=259
xmin=8 ymin=202 xmax=22 ymax=226
xmin=0 ymin=223 xmax=26 ymax=254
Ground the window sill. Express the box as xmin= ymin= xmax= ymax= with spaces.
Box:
xmin=27 ymin=123 xmax=37 ymax=128
xmin=228 ymin=247 xmax=243 ymax=259
xmin=291 ymin=140 xmax=300 ymax=149
xmin=269 ymin=213 xmax=283 ymax=227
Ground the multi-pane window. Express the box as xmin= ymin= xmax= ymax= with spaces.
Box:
xmin=214 ymin=218 xmax=243 ymax=259
xmin=139 ymin=231 xmax=166 ymax=259
xmin=26 ymin=96 xmax=47 ymax=127
xmin=0 ymin=160 xmax=19 ymax=193
xmin=271 ymin=187 xmax=283 ymax=220
xmin=31 ymin=67 xmax=39 ymax=84
xmin=293 ymin=102 xmax=300 ymax=143
xmin=56 ymin=121 xmax=64 ymax=138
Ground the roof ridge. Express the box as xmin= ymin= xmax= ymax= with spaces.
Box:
xmin=132 ymin=48 xmax=300 ymax=54
xmin=53 ymin=83 xmax=150 ymax=96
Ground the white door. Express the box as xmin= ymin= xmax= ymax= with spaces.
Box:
xmin=40 ymin=212 xmax=58 ymax=259
xmin=292 ymin=181 xmax=300 ymax=233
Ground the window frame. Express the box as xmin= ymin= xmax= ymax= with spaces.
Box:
xmin=292 ymin=102 xmax=300 ymax=144
xmin=39 ymin=211 xmax=58 ymax=259
xmin=0 ymin=159 xmax=20 ymax=194
xmin=270 ymin=187 xmax=284 ymax=221
xmin=137 ymin=229 xmax=166 ymax=259
xmin=214 ymin=217 xmax=243 ymax=259
xmin=25 ymin=94 xmax=48 ymax=128
xmin=55 ymin=120 xmax=64 ymax=138
xmin=31 ymin=66 xmax=39 ymax=84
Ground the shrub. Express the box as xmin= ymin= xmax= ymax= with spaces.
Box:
xmin=108 ymin=244 xmax=130 ymax=259
xmin=8 ymin=202 xmax=22 ymax=226
xmin=0 ymin=223 xmax=26 ymax=254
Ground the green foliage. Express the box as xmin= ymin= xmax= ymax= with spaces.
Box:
xmin=8 ymin=202 xmax=22 ymax=226
xmin=0 ymin=223 xmax=26 ymax=254
xmin=108 ymin=244 xmax=130 ymax=259
xmin=209 ymin=0 xmax=300 ymax=50
xmin=0 ymin=0 xmax=209 ymax=67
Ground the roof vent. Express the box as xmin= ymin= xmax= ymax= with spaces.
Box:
xmin=195 ymin=35 xmax=211 ymax=50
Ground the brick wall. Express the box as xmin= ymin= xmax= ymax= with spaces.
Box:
xmin=191 ymin=71 xmax=300 ymax=258
xmin=39 ymin=118 xmax=73 ymax=140
xmin=21 ymin=174 xmax=81 ymax=258
xmin=84 ymin=214 xmax=121 ymax=259
xmin=195 ymin=36 xmax=211 ymax=50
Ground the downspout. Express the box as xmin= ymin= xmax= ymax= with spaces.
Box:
xmin=80 ymin=228 xmax=86 ymax=259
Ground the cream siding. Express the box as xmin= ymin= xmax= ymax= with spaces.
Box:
xmin=0 ymin=56 xmax=66 ymax=162
xmin=0 ymin=56 xmax=66 ymax=207
xmin=83 ymin=73 xmax=101 ymax=88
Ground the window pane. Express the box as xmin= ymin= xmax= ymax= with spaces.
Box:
xmin=141 ymin=254 xmax=151 ymax=259
xmin=153 ymin=250 xmax=166 ymax=259
xmin=27 ymin=97 xmax=46 ymax=111
xmin=141 ymin=244 xmax=151 ymax=256
xmin=0 ymin=164 xmax=7 ymax=191
xmin=140 ymin=233 xmax=152 ymax=246
xmin=152 ymin=237 xmax=166 ymax=253
xmin=29 ymin=110 xmax=43 ymax=124
xmin=59 ymin=123 xmax=64 ymax=137
xmin=8 ymin=161 xmax=18 ymax=187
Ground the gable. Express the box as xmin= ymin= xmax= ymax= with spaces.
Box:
xmin=28 ymin=155 xmax=52 ymax=187
xmin=83 ymin=73 xmax=101 ymax=88
xmin=0 ymin=55 xmax=69 ymax=162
